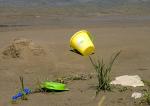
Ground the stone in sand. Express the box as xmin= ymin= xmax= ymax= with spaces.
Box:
xmin=110 ymin=75 xmax=144 ymax=87
xmin=131 ymin=92 xmax=143 ymax=99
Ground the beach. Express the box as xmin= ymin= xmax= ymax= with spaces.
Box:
xmin=0 ymin=20 xmax=150 ymax=105
xmin=0 ymin=0 xmax=150 ymax=105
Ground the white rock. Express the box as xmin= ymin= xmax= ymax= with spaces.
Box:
xmin=131 ymin=92 xmax=143 ymax=99
xmin=110 ymin=75 xmax=144 ymax=87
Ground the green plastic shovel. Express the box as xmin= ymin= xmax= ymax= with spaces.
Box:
xmin=40 ymin=81 xmax=69 ymax=91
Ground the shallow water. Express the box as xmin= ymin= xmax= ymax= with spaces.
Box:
xmin=0 ymin=0 xmax=150 ymax=7
xmin=1 ymin=0 xmax=150 ymax=15
xmin=0 ymin=0 xmax=150 ymax=27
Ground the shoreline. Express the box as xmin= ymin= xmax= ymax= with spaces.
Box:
xmin=0 ymin=15 xmax=150 ymax=32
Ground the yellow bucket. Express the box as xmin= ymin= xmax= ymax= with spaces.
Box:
xmin=70 ymin=30 xmax=95 ymax=56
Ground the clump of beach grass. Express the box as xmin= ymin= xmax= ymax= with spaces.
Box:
xmin=140 ymin=90 xmax=150 ymax=105
xmin=89 ymin=51 xmax=121 ymax=93
xmin=142 ymin=80 xmax=150 ymax=87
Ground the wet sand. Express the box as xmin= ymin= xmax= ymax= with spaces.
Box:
xmin=0 ymin=21 xmax=150 ymax=106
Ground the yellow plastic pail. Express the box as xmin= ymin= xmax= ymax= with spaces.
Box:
xmin=70 ymin=30 xmax=95 ymax=56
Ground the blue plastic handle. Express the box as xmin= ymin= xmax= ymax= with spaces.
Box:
xmin=12 ymin=88 xmax=31 ymax=101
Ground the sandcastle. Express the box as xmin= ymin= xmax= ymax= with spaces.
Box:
xmin=2 ymin=38 xmax=45 ymax=58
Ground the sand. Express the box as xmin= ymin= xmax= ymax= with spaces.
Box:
xmin=0 ymin=23 xmax=150 ymax=106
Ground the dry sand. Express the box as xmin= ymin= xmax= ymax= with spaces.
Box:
xmin=0 ymin=24 xmax=150 ymax=106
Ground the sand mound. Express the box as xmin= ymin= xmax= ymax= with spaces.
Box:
xmin=2 ymin=38 xmax=45 ymax=58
